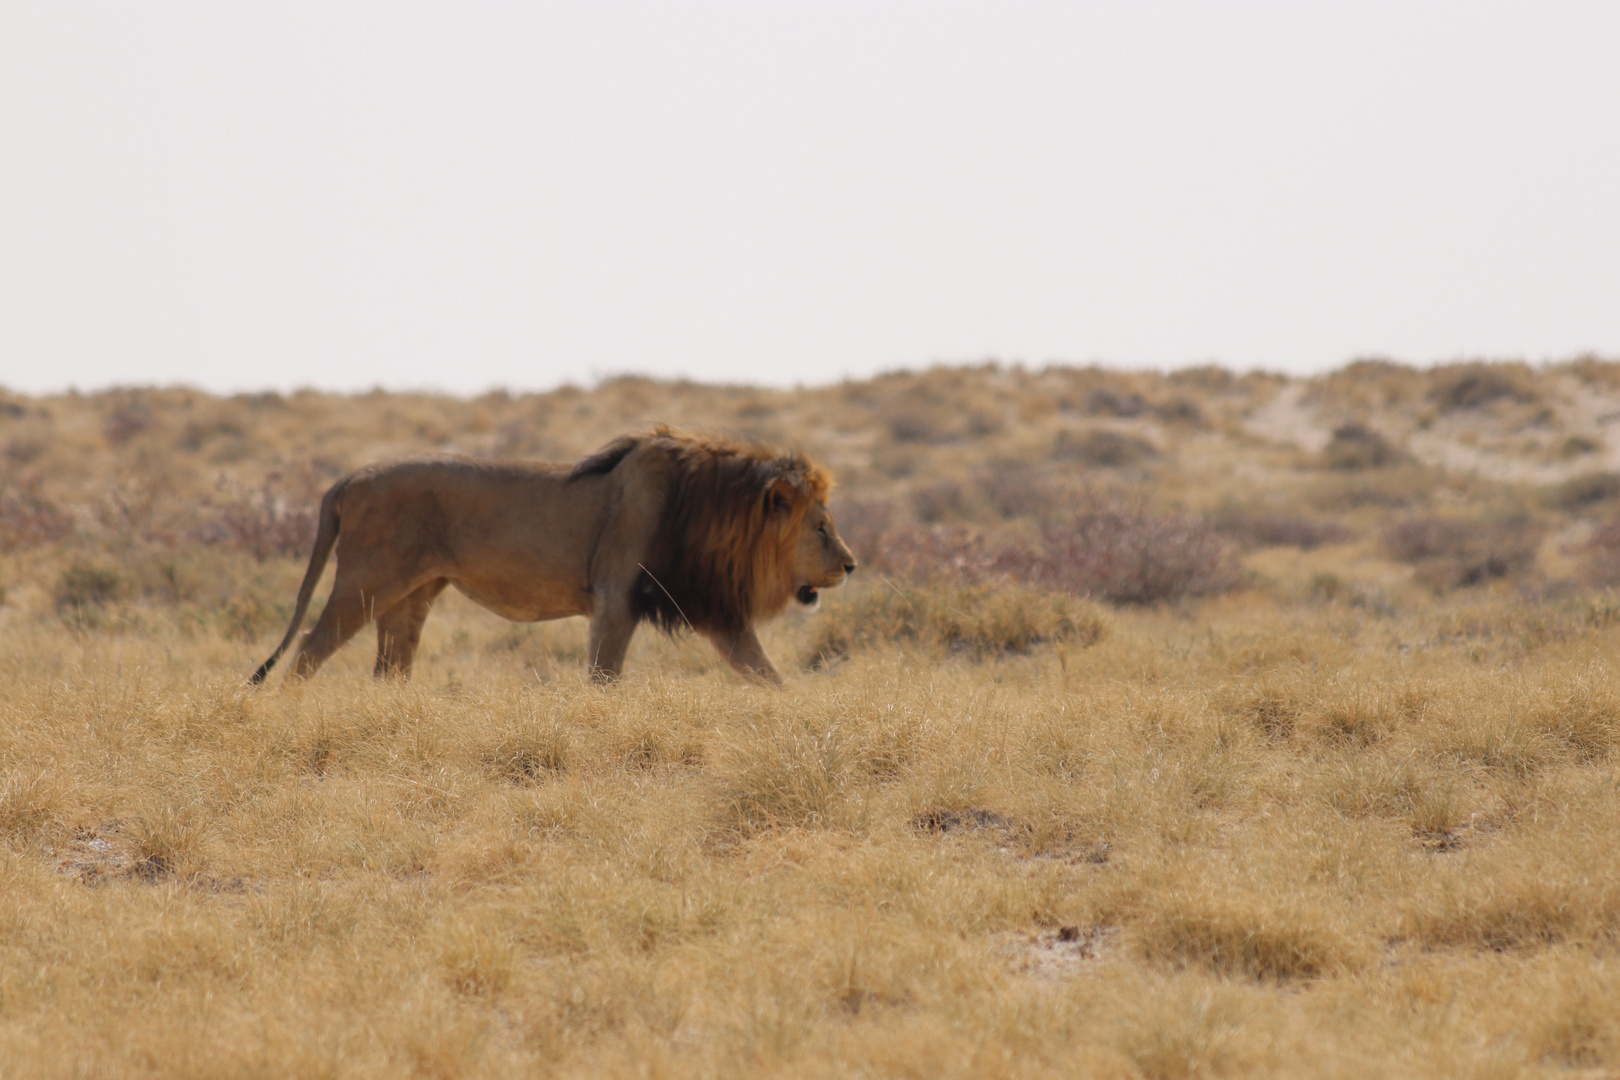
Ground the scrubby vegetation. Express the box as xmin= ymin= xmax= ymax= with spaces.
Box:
xmin=4 ymin=359 xmax=1620 ymax=1076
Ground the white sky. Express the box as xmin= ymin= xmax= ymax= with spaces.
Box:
xmin=2 ymin=2 xmax=1617 ymax=395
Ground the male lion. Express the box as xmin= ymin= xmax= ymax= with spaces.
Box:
xmin=248 ymin=428 xmax=856 ymax=685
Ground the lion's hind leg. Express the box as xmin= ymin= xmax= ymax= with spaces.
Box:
xmin=374 ymin=579 xmax=449 ymax=679
xmin=289 ymin=578 xmax=414 ymax=679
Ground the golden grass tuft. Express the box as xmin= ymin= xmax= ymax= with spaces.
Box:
xmin=1137 ymin=892 xmax=1368 ymax=981
xmin=805 ymin=581 xmax=1108 ymax=667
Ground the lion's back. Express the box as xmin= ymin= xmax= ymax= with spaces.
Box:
xmin=335 ymin=456 xmax=615 ymax=568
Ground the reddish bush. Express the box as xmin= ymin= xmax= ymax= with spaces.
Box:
xmin=1573 ymin=520 xmax=1620 ymax=588
xmin=101 ymin=398 xmax=156 ymax=445
xmin=1021 ymin=512 xmax=1239 ymax=605
xmin=0 ymin=478 xmax=73 ymax=552
xmin=874 ymin=526 xmax=1000 ymax=585
xmin=828 ymin=499 xmax=894 ymax=572
xmin=870 ymin=511 xmax=1239 ymax=606
xmin=206 ymin=478 xmax=318 ymax=562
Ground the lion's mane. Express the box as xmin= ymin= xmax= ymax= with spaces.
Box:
xmin=570 ymin=427 xmax=832 ymax=636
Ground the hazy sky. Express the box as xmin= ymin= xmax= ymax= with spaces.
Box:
xmin=2 ymin=2 xmax=1617 ymax=395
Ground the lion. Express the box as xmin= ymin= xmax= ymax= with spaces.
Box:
xmin=248 ymin=428 xmax=856 ymax=686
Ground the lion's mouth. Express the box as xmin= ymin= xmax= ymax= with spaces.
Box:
xmin=796 ymin=585 xmax=820 ymax=606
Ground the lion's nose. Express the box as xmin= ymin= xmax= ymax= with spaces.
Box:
xmin=844 ymin=562 xmax=858 ymax=575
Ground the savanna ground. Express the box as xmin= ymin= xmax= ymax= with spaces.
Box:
xmin=6 ymin=359 xmax=1620 ymax=1077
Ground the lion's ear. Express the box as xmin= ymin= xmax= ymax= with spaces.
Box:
xmin=765 ymin=479 xmax=797 ymax=515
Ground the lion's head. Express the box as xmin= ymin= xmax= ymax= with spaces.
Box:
xmin=577 ymin=428 xmax=855 ymax=635
xmin=789 ymin=497 xmax=856 ymax=611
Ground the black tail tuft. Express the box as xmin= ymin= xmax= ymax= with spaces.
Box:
xmin=248 ymin=655 xmax=277 ymax=686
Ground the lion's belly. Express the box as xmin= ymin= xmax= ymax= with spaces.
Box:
xmin=449 ymin=576 xmax=591 ymax=623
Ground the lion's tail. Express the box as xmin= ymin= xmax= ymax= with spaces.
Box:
xmin=249 ymin=481 xmax=345 ymax=685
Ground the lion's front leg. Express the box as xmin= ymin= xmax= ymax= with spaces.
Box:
xmin=705 ymin=626 xmax=784 ymax=685
xmin=587 ymin=589 xmax=639 ymax=684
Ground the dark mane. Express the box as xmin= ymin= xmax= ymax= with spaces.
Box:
xmin=577 ymin=428 xmax=830 ymax=636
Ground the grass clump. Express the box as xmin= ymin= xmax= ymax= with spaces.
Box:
xmin=1137 ymin=893 xmax=1365 ymax=981
xmin=805 ymin=582 xmax=1107 ymax=666
xmin=1404 ymin=872 xmax=1620 ymax=951
xmin=482 ymin=721 xmax=569 ymax=783
xmin=710 ymin=719 xmax=868 ymax=833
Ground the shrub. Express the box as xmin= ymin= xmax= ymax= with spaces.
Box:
xmin=101 ymin=395 xmax=157 ymax=445
xmin=827 ymin=499 xmax=893 ymax=572
xmin=884 ymin=398 xmax=1001 ymax=444
xmin=1558 ymin=434 xmax=1603 ymax=459
xmin=910 ymin=480 xmax=973 ymax=524
xmin=1211 ymin=508 xmax=1355 ymax=552
xmin=1427 ymin=362 xmax=1539 ymax=411
xmin=1053 ymin=429 xmax=1159 ymax=467
xmin=875 ymin=510 xmax=1239 ymax=606
xmin=0 ymin=477 xmax=73 ymax=552
xmin=1084 ymin=387 xmax=1150 ymax=417
xmin=1154 ymin=398 xmax=1204 ymax=426
xmin=977 ymin=463 xmax=1061 ymax=521
xmin=1168 ymin=364 xmax=1239 ymax=392
xmin=1547 ymin=472 xmax=1620 ymax=511
xmin=873 ymin=525 xmax=1000 ymax=585
xmin=806 ymin=582 xmax=1107 ymax=666
xmin=1026 ymin=512 xmax=1239 ymax=605
xmin=1384 ymin=514 xmax=1543 ymax=588
xmin=54 ymin=563 xmax=128 ymax=612
xmin=1573 ymin=520 xmax=1620 ymax=587
xmin=3 ymin=437 xmax=45 ymax=465
xmin=1320 ymin=423 xmax=1408 ymax=470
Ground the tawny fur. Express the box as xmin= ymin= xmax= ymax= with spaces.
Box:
xmin=249 ymin=428 xmax=855 ymax=686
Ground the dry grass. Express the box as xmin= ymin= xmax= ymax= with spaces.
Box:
xmin=3 ymin=360 xmax=1620 ymax=1076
